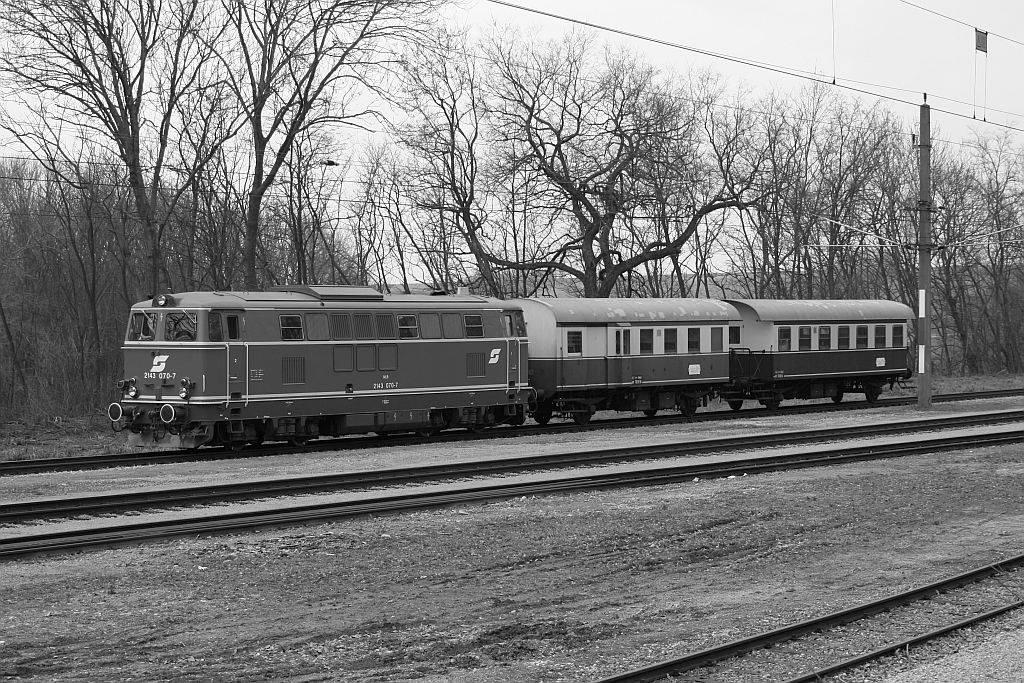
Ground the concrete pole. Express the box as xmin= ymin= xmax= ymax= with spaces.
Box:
xmin=917 ymin=100 xmax=932 ymax=409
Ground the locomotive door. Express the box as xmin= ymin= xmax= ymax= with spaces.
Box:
xmin=224 ymin=311 xmax=248 ymax=406
xmin=503 ymin=312 xmax=523 ymax=390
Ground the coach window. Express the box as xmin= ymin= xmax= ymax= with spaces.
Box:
xmin=778 ymin=327 xmax=791 ymax=352
xmin=837 ymin=326 xmax=849 ymax=349
xmin=167 ymin=312 xmax=198 ymax=341
xmin=711 ymin=327 xmax=724 ymax=352
xmin=356 ymin=345 xmax=376 ymax=371
xmin=333 ymin=345 xmax=354 ymax=372
xmin=623 ymin=329 xmax=631 ymax=354
xmin=209 ymin=313 xmax=223 ymax=342
xmin=819 ymin=326 xmax=831 ymax=350
xmin=798 ymin=326 xmax=811 ymax=351
xmin=687 ymin=328 xmax=701 ymax=354
xmin=441 ymin=313 xmax=463 ymax=338
xmin=398 ymin=315 xmax=419 ymax=339
xmin=875 ymin=325 xmax=887 ymax=348
xmin=464 ymin=315 xmax=484 ymax=338
xmin=729 ymin=326 xmax=741 ymax=345
xmin=353 ymin=313 xmax=375 ymax=339
xmin=639 ymin=329 xmax=654 ymax=354
xmin=893 ymin=324 xmax=904 ymax=348
xmin=376 ymin=314 xmax=397 ymax=339
xmin=664 ymin=328 xmax=678 ymax=354
xmin=330 ymin=314 xmax=352 ymax=340
xmin=856 ymin=325 xmax=869 ymax=349
xmin=420 ymin=313 xmax=442 ymax=339
xmin=306 ymin=313 xmax=330 ymax=341
xmin=280 ymin=315 xmax=304 ymax=341
xmin=566 ymin=330 xmax=583 ymax=355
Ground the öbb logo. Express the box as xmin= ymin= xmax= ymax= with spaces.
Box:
xmin=144 ymin=354 xmax=175 ymax=379
xmin=488 ymin=349 xmax=501 ymax=364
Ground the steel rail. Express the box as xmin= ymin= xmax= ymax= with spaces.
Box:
xmin=4 ymin=412 xmax=1022 ymax=523
xmin=2 ymin=389 xmax=1020 ymax=477
xmin=594 ymin=555 xmax=1024 ymax=683
xmin=2 ymin=429 xmax=1022 ymax=560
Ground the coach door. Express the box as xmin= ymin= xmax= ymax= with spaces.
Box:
xmin=609 ymin=324 xmax=633 ymax=386
xmin=224 ymin=311 xmax=248 ymax=406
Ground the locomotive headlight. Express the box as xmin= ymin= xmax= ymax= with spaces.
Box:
xmin=154 ymin=293 xmax=176 ymax=307
xmin=127 ymin=385 xmax=139 ymax=399
xmin=178 ymin=378 xmax=192 ymax=399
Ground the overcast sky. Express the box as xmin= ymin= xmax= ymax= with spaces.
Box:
xmin=460 ymin=0 xmax=1024 ymax=143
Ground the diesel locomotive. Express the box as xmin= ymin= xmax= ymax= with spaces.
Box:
xmin=108 ymin=287 xmax=914 ymax=448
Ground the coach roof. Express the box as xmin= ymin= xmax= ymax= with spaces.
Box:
xmin=516 ymin=298 xmax=739 ymax=324
xmin=727 ymin=299 xmax=913 ymax=322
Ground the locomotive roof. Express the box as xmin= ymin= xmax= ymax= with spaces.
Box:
xmin=513 ymin=297 xmax=739 ymax=323
xmin=132 ymin=287 xmax=509 ymax=309
xmin=726 ymin=299 xmax=914 ymax=322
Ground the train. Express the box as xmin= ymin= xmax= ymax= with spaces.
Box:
xmin=107 ymin=286 xmax=914 ymax=449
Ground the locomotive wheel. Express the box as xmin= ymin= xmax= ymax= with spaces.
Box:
xmin=864 ymin=385 xmax=881 ymax=403
xmin=533 ymin=405 xmax=553 ymax=425
xmin=227 ymin=440 xmax=247 ymax=452
xmin=468 ymin=423 xmax=488 ymax=434
xmin=832 ymin=391 xmax=845 ymax=404
xmin=417 ymin=427 xmax=438 ymax=438
xmin=727 ymin=400 xmax=744 ymax=411
xmin=572 ymin=410 xmax=592 ymax=426
xmin=289 ymin=436 xmax=308 ymax=447
xmin=643 ymin=409 xmax=658 ymax=418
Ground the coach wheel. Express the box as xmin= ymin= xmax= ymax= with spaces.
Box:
xmin=643 ymin=409 xmax=658 ymax=418
xmin=417 ymin=427 xmax=437 ymax=438
xmin=572 ymin=409 xmax=592 ymax=426
xmin=227 ymin=440 xmax=247 ymax=452
xmin=762 ymin=398 xmax=780 ymax=411
xmin=289 ymin=436 xmax=308 ymax=447
xmin=468 ymin=423 xmax=488 ymax=434
xmin=679 ymin=397 xmax=698 ymax=418
xmin=864 ymin=384 xmax=881 ymax=403
xmin=533 ymin=405 xmax=552 ymax=426
xmin=832 ymin=391 xmax=845 ymax=404
xmin=727 ymin=400 xmax=744 ymax=411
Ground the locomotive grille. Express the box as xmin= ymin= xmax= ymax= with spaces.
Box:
xmin=466 ymin=353 xmax=486 ymax=377
xmin=282 ymin=357 xmax=306 ymax=384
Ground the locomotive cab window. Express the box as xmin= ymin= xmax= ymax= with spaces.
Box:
xmin=280 ymin=315 xmax=304 ymax=341
xmin=837 ymin=326 xmax=850 ymax=349
xmin=398 ymin=315 xmax=419 ymax=339
xmin=893 ymin=324 xmax=905 ymax=347
xmin=798 ymin=326 xmax=811 ymax=351
xmin=664 ymin=328 xmax=678 ymax=354
xmin=566 ymin=330 xmax=583 ymax=355
xmin=209 ymin=313 xmax=223 ymax=342
xmin=856 ymin=325 xmax=869 ymax=349
xmin=166 ymin=311 xmax=197 ymax=342
xmin=464 ymin=315 xmax=484 ymax=338
xmin=874 ymin=325 xmax=887 ymax=348
xmin=778 ymin=326 xmax=791 ymax=352
xmin=639 ymin=329 xmax=653 ymax=355
xmin=127 ymin=311 xmax=156 ymax=341
xmin=819 ymin=326 xmax=831 ymax=350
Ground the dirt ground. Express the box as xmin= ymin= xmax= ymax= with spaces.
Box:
xmin=3 ymin=395 xmax=1024 ymax=682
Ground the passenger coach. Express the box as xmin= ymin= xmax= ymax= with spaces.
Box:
xmin=109 ymin=286 xmax=532 ymax=448
xmin=722 ymin=299 xmax=914 ymax=409
xmin=514 ymin=298 xmax=740 ymax=424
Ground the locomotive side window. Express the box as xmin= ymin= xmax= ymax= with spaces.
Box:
xmin=503 ymin=314 xmax=514 ymax=337
xmin=379 ymin=345 xmax=398 ymax=371
xmin=729 ymin=326 xmax=741 ymax=345
xmin=838 ymin=326 xmax=850 ymax=349
xmin=127 ymin=311 xmax=156 ymax=341
xmin=664 ymin=328 xmax=678 ymax=354
xmin=711 ymin=327 xmax=723 ymax=352
xmin=464 ymin=315 xmax=484 ymax=338
xmin=356 ymin=345 xmax=376 ymax=371
xmin=227 ymin=315 xmax=240 ymax=340
xmin=856 ymin=325 xmax=869 ymax=349
xmin=778 ymin=327 xmax=791 ymax=352
xmin=280 ymin=315 xmax=304 ymax=341
xmin=567 ymin=330 xmax=583 ymax=355
xmin=819 ymin=326 xmax=831 ymax=350
xmin=333 ymin=345 xmax=354 ymax=372
xmin=687 ymin=328 xmax=700 ymax=353
xmin=398 ymin=315 xmax=419 ymax=339
xmin=874 ymin=325 xmax=887 ymax=348
xmin=639 ymin=329 xmax=653 ymax=354
xmin=441 ymin=313 xmax=463 ymax=338
xmin=513 ymin=312 xmax=527 ymax=337
xmin=376 ymin=314 xmax=397 ymax=339
xmin=420 ymin=313 xmax=442 ymax=339
xmin=893 ymin=324 xmax=904 ymax=347
xmin=798 ymin=326 xmax=811 ymax=351
xmin=209 ymin=313 xmax=223 ymax=342
xmin=330 ymin=314 xmax=352 ymax=340
xmin=167 ymin=312 xmax=197 ymax=341
xmin=354 ymin=313 xmax=375 ymax=339
xmin=306 ymin=313 xmax=330 ymax=341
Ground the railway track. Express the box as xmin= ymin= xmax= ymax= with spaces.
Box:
xmin=3 ymin=410 xmax=1022 ymax=524
xmin=2 ymin=415 xmax=1021 ymax=560
xmin=2 ymin=388 xmax=1022 ymax=476
xmin=595 ymin=555 xmax=1024 ymax=683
